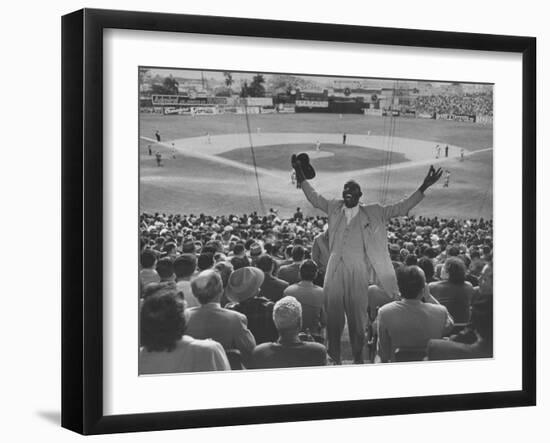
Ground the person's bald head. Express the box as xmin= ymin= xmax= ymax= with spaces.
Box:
xmin=191 ymin=269 xmax=223 ymax=304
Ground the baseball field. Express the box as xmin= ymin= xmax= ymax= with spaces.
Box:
xmin=139 ymin=112 xmax=493 ymax=219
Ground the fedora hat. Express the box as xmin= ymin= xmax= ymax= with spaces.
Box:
xmin=291 ymin=153 xmax=316 ymax=180
xmin=225 ymin=266 xmax=265 ymax=304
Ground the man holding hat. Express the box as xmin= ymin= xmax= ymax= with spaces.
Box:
xmin=292 ymin=156 xmax=442 ymax=364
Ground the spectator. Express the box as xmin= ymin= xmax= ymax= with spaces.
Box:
xmin=139 ymin=287 xmax=230 ymax=374
xmin=428 ymin=292 xmax=493 ymax=360
xmin=429 ymin=257 xmax=474 ymax=323
xmin=156 ymin=257 xmax=175 ymax=283
xmin=214 ymin=260 xmax=234 ymax=307
xmin=197 ymin=252 xmax=214 ymax=271
xmin=226 ymin=267 xmax=278 ymax=345
xmin=230 ymin=255 xmax=250 ymax=270
xmin=418 ymin=257 xmax=437 ymax=283
xmin=174 ymin=254 xmax=198 ymax=309
xmin=251 ymin=296 xmax=327 ymax=369
xmin=140 ymin=249 xmax=160 ymax=292
xmin=278 ymin=245 xmax=305 ymax=284
xmin=377 ymin=266 xmax=454 ymax=362
xmin=256 ymin=254 xmax=289 ymax=303
xmin=283 ymin=260 xmax=326 ymax=339
xmin=185 ymin=270 xmax=256 ymax=361
xmin=162 ymin=241 xmax=178 ymax=260
xmin=249 ymin=242 xmax=264 ymax=267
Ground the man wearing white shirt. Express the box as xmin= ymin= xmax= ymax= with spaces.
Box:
xmin=292 ymin=157 xmax=442 ymax=364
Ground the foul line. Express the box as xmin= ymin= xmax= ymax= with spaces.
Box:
xmin=140 ymin=136 xmax=284 ymax=179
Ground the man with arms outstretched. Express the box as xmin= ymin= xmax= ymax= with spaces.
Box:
xmin=292 ymin=158 xmax=442 ymax=364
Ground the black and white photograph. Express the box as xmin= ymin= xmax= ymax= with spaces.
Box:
xmin=138 ymin=68 xmax=494 ymax=374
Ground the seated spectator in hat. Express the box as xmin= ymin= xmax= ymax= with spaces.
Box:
xmin=139 ymin=287 xmax=230 ymax=374
xmin=257 ymin=254 xmax=288 ymax=303
xmin=251 ymin=296 xmax=327 ymax=369
xmin=377 ymin=266 xmax=454 ymax=363
xmin=389 ymin=243 xmax=402 ymax=268
xmin=427 ymin=291 xmax=493 ymax=360
xmin=283 ymin=260 xmax=326 ymax=339
xmin=140 ymin=249 xmax=160 ymax=294
xmin=174 ymin=254 xmax=199 ymax=309
xmin=429 ymin=257 xmax=474 ymax=323
xmin=278 ymin=245 xmax=305 ymax=285
xmin=185 ymin=270 xmax=256 ymax=361
xmin=226 ymin=267 xmax=278 ymax=345
xmin=156 ymin=257 xmax=175 ymax=283
xmin=197 ymin=252 xmax=214 ymax=272
xmin=248 ymin=242 xmax=264 ymax=267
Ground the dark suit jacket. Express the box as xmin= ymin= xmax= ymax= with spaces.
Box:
xmin=185 ymin=303 xmax=256 ymax=357
xmin=260 ymin=273 xmax=289 ymax=303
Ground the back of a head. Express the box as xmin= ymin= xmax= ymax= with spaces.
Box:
xmin=397 ymin=265 xmax=426 ymax=299
xmin=191 ymin=269 xmax=223 ymax=305
xmin=299 ymin=259 xmax=317 ymax=281
xmin=292 ymin=245 xmax=305 ymax=262
xmin=140 ymin=249 xmax=157 ymax=269
xmin=256 ymin=254 xmax=274 ymax=273
xmin=173 ymin=254 xmax=197 ymax=279
xmin=156 ymin=257 xmax=174 ymax=280
xmin=445 ymin=257 xmax=466 ymax=284
xmin=163 ymin=241 xmax=177 ymax=255
xmin=233 ymin=242 xmax=245 ymax=256
xmin=197 ymin=253 xmax=214 ymax=271
xmin=418 ymin=257 xmax=435 ymax=281
xmin=230 ymin=255 xmax=250 ymax=270
xmin=404 ymin=254 xmax=418 ymax=266
xmin=140 ymin=288 xmax=185 ymax=352
xmin=273 ymin=296 xmax=302 ymax=333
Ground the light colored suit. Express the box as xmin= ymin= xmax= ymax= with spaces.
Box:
xmin=301 ymin=180 xmax=424 ymax=362
xmin=185 ymin=303 xmax=256 ymax=358
xmin=302 ymin=180 xmax=424 ymax=298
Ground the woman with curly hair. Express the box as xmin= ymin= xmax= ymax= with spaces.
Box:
xmin=139 ymin=287 xmax=230 ymax=374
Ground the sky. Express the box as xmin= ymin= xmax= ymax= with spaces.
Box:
xmin=142 ymin=67 xmax=493 ymax=90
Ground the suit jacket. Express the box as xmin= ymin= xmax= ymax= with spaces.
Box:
xmin=301 ymin=180 xmax=424 ymax=297
xmin=260 ymin=273 xmax=289 ymax=303
xmin=185 ymin=303 xmax=256 ymax=357
xmin=377 ymin=299 xmax=454 ymax=362
xmin=277 ymin=262 xmax=302 ymax=285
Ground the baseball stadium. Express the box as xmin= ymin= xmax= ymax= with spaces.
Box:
xmin=138 ymin=70 xmax=494 ymax=367
xmin=139 ymin=104 xmax=492 ymax=219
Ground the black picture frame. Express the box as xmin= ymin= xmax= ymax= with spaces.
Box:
xmin=61 ymin=8 xmax=536 ymax=435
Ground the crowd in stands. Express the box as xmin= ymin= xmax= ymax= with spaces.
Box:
xmin=139 ymin=209 xmax=493 ymax=373
xmin=414 ymin=92 xmax=493 ymax=116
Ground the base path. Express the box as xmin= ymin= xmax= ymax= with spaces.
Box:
xmin=141 ymin=132 xmax=489 ymax=178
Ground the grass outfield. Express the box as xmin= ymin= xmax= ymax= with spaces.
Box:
xmin=140 ymin=113 xmax=493 ymax=150
xmin=139 ymin=113 xmax=493 ymax=219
